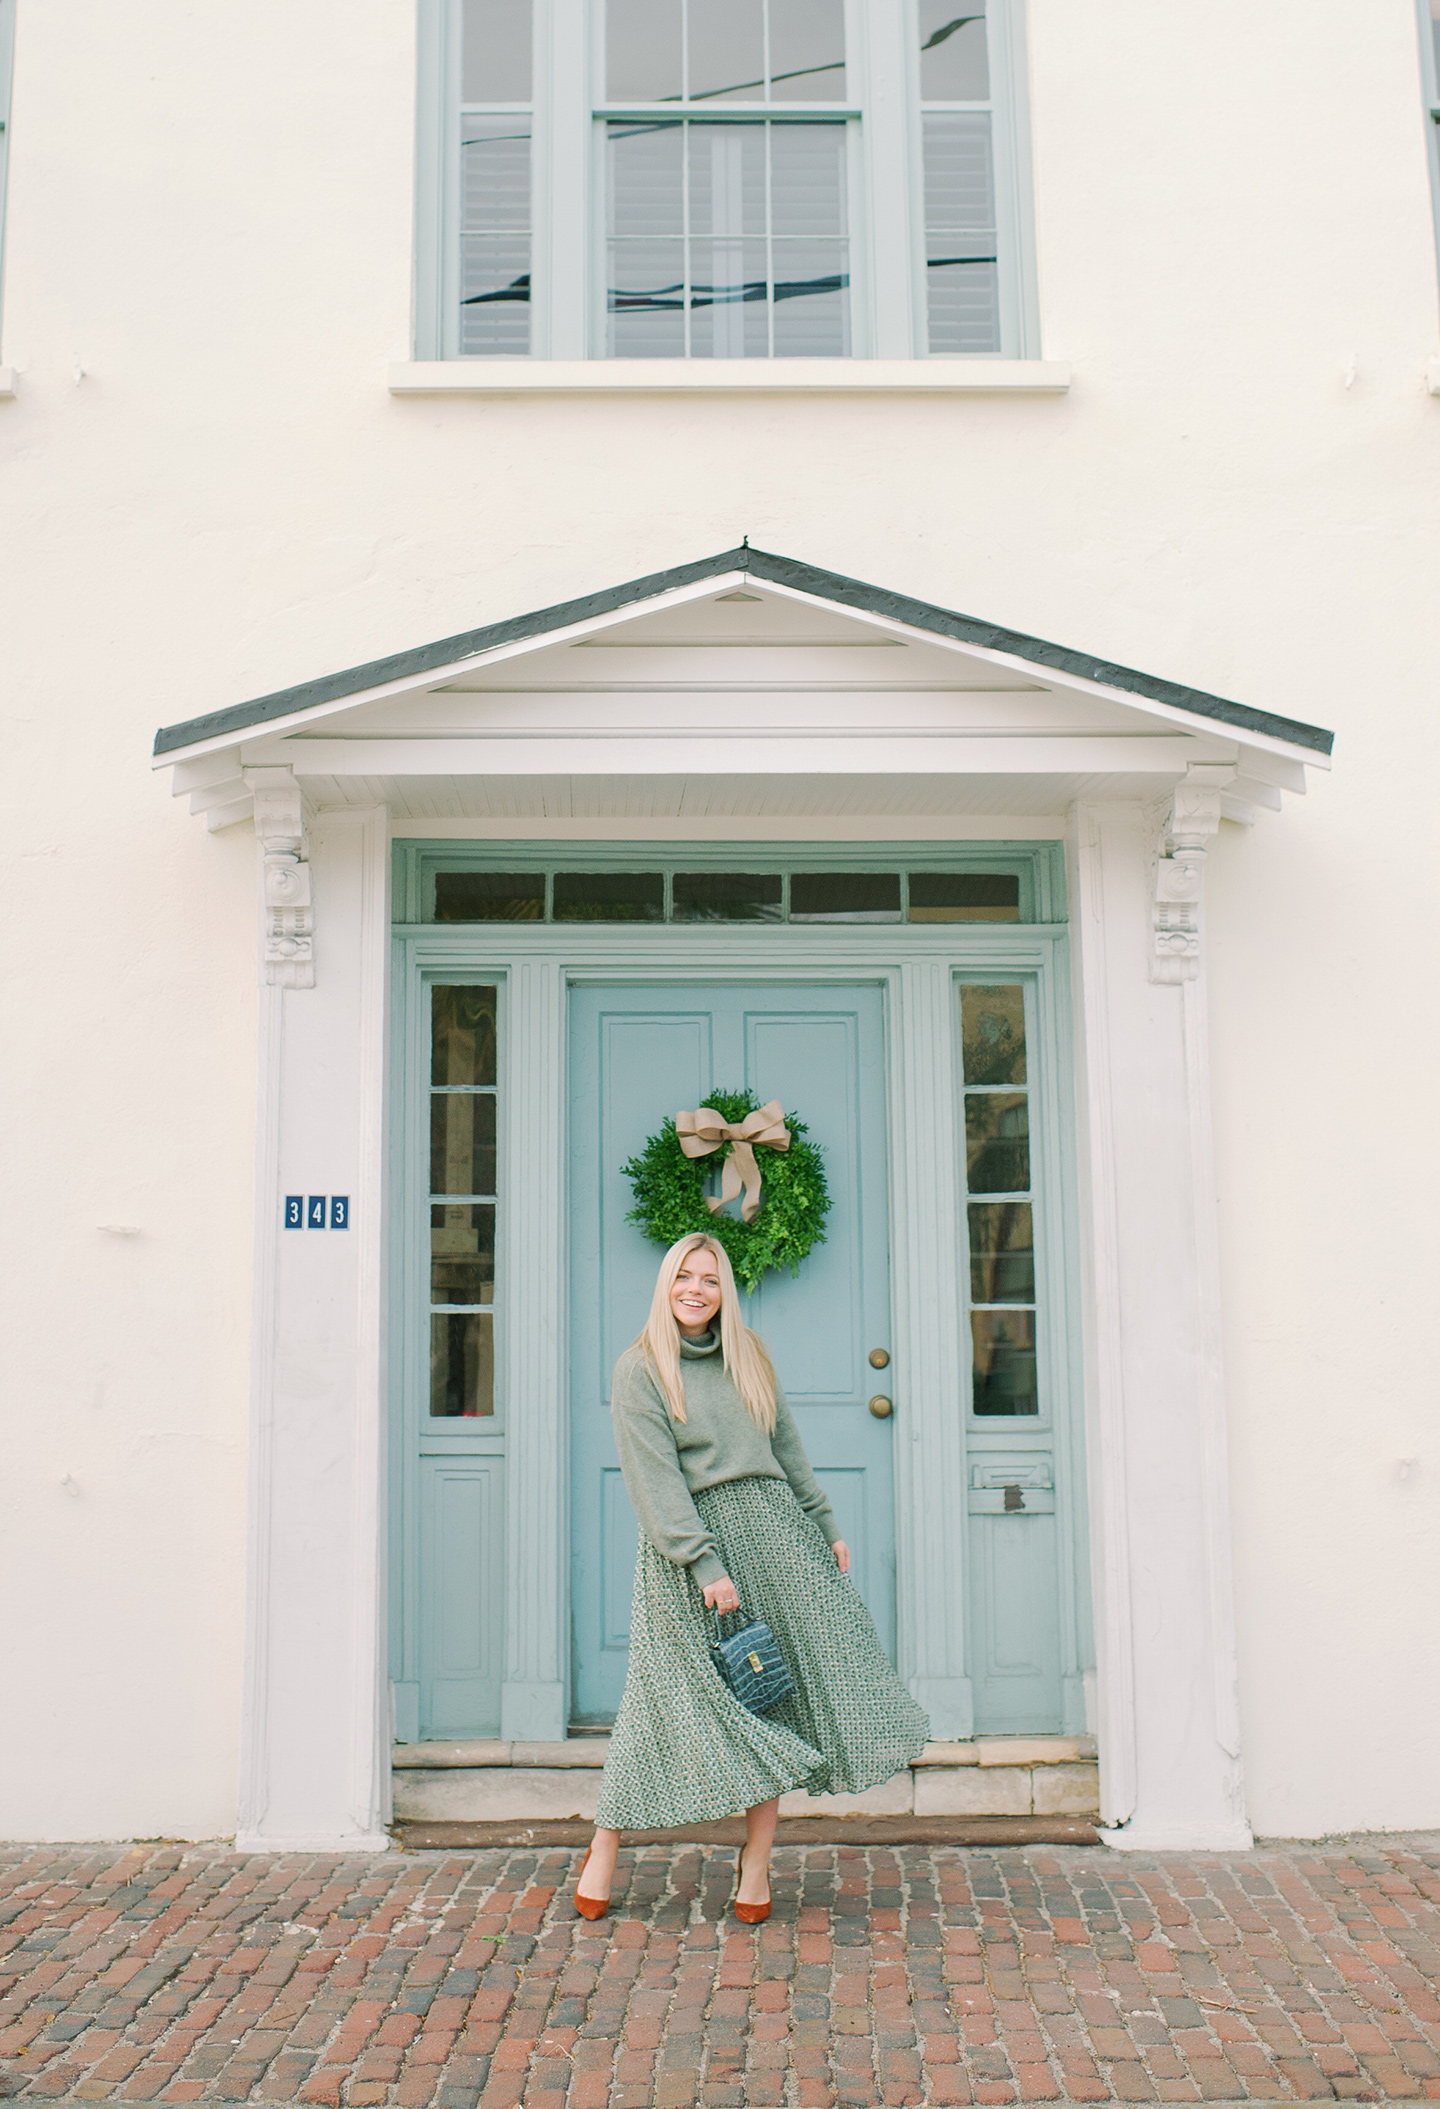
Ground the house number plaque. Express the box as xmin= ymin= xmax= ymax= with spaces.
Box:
xmin=285 ymin=1195 xmax=352 ymax=1228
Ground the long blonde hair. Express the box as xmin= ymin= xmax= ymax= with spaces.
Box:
xmin=627 ymin=1232 xmax=777 ymax=1433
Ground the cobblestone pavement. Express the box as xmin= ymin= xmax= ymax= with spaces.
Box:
xmin=2 ymin=1839 xmax=1439 ymax=2107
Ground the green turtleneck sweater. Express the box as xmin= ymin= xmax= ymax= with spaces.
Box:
xmin=610 ymin=1329 xmax=840 ymax=1587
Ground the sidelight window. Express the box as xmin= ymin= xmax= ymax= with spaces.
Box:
xmin=419 ymin=0 xmax=1034 ymax=358
xmin=960 ymin=982 xmax=1039 ymax=1417
xmin=429 ymin=984 xmax=499 ymax=1416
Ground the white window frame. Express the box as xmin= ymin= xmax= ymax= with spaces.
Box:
xmin=0 ymin=0 xmax=15 ymax=341
xmin=414 ymin=0 xmax=1038 ymax=359
xmin=1421 ymin=0 xmax=1440 ymax=295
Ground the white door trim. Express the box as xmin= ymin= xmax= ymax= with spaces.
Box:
xmin=237 ymin=804 xmax=393 ymax=1852
xmin=1069 ymin=802 xmax=1251 ymax=1850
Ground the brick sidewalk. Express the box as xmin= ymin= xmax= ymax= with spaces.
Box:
xmin=2 ymin=1839 xmax=1438 ymax=2106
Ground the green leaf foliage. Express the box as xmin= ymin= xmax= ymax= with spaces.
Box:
xmin=622 ymin=1087 xmax=831 ymax=1294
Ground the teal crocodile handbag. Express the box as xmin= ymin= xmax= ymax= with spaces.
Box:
xmin=709 ymin=1607 xmax=796 ymax=1716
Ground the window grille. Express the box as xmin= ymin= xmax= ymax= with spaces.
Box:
xmin=418 ymin=0 xmax=1034 ymax=358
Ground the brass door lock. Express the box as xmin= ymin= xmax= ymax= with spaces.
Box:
xmin=868 ymin=1347 xmax=890 ymax=1368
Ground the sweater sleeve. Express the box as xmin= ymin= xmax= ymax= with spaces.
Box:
xmin=769 ymin=1382 xmax=841 ymax=1545
xmin=611 ymin=1351 xmax=727 ymax=1587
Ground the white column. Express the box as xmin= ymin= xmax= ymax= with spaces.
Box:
xmin=236 ymin=802 xmax=391 ymax=1851
xmin=500 ymin=957 xmax=569 ymax=1738
xmin=890 ymin=960 xmax=973 ymax=1735
xmin=1068 ymin=801 xmax=1250 ymax=1850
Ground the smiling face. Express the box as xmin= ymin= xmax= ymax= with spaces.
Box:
xmin=670 ymin=1245 xmax=723 ymax=1338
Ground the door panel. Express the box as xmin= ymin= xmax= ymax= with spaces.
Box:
xmin=419 ymin=1458 xmax=505 ymax=1735
xmin=569 ymin=981 xmax=894 ymax=1725
xmin=813 ymin=1467 xmax=872 ymax=1609
xmin=600 ymin=1466 xmax=641 ymax=1649
xmin=967 ymin=1511 xmax=1062 ymax=1731
xmin=966 ymin=1456 xmax=1062 ymax=1730
xmin=743 ymin=1012 xmax=866 ymax=1401
xmin=595 ymin=1011 xmax=713 ymax=1395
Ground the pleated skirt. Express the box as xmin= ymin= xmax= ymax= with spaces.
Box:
xmin=594 ymin=1475 xmax=930 ymax=1831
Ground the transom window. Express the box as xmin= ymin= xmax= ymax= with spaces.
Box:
xmin=393 ymin=842 xmax=1064 ymax=923
xmin=421 ymin=0 xmax=1034 ymax=359
xmin=427 ymin=865 xmax=1026 ymax=923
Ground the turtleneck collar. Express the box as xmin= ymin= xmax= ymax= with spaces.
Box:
xmin=678 ymin=1328 xmax=721 ymax=1359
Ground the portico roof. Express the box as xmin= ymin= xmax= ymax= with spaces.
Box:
xmin=154 ymin=545 xmax=1334 ymax=840
xmin=155 ymin=543 xmax=1334 ymax=762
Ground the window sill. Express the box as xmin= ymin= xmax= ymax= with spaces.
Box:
xmin=388 ymin=358 xmax=1071 ymax=397
xmin=0 ymin=368 xmax=16 ymax=400
xmin=1428 ymin=357 xmax=1440 ymax=396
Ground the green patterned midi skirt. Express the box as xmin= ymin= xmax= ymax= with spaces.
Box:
xmin=594 ymin=1475 xmax=930 ymax=1831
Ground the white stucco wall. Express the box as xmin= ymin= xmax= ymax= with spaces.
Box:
xmin=1 ymin=0 xmax=1437 ymax=1838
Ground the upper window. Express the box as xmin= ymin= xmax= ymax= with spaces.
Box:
xmin=418 ymin=0 xmax=1035 ymax=359
xmin=0 ymin=0 xmax=14 ymax=336
xmin=919 ymin=0 xmax=1002 ymax=356
xmin=1423 ymin=0 xmax=1440 ymax=275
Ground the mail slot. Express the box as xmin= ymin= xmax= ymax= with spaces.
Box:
xmin=967 ymin=1456 xmax=1055 ymax=1515
xmin=968 ymin=1485 xmax=1056 ymax=1514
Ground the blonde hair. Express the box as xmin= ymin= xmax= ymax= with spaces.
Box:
xmin=627 ymin=1232 xmax=777 ymax=1433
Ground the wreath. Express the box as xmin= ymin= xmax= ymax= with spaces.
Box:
xmin=622 ymin=1087 xmax=831 ymax=1293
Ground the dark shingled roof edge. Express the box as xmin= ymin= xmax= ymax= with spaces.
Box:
xmin=153 ymin=544 xmax=1335 ymax=760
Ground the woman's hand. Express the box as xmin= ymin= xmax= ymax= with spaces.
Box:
xmin=703 ymin=1574 xmax=741 ymax=1614
xmin=831 ymin=1539 xmax=852 ymax=1574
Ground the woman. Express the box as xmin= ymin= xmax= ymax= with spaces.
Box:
xmin=575 ymin=1231 xmax=929 ymax=1922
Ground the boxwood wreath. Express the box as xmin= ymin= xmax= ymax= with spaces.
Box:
xmin=623 ymin=1088 xmax=831 ymax=1293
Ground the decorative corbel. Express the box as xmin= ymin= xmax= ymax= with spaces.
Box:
xmin=1150 ymin=766 xmax=1231 ymax=983
xmin=244 ymin=767 xmax=314 ymax=988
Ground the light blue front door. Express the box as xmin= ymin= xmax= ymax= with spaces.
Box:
xmin=569 ymin=982 xmax=895 ymax=1726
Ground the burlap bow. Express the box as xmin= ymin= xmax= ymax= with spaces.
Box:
xmin=675 ymin=1100 xmax=791 ymax=1223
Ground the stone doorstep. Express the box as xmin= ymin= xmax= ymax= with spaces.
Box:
xmin=392 ymin=1739 xmax=610 ymax=1768
xmin=392 ymin=1733 xmax=1097 ymax=1769
xmin=391 ymin=1734 xmax=1100 ymax=1824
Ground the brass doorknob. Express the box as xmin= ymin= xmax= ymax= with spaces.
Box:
xmin=868 ymin=1394 xmax=893 ymax=1419
xmin=868 ymin=1347 xmax=890 ymax=1369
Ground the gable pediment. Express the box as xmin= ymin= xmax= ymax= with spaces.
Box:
xmin=155 ymin=546 xmax=1332 ymax=831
